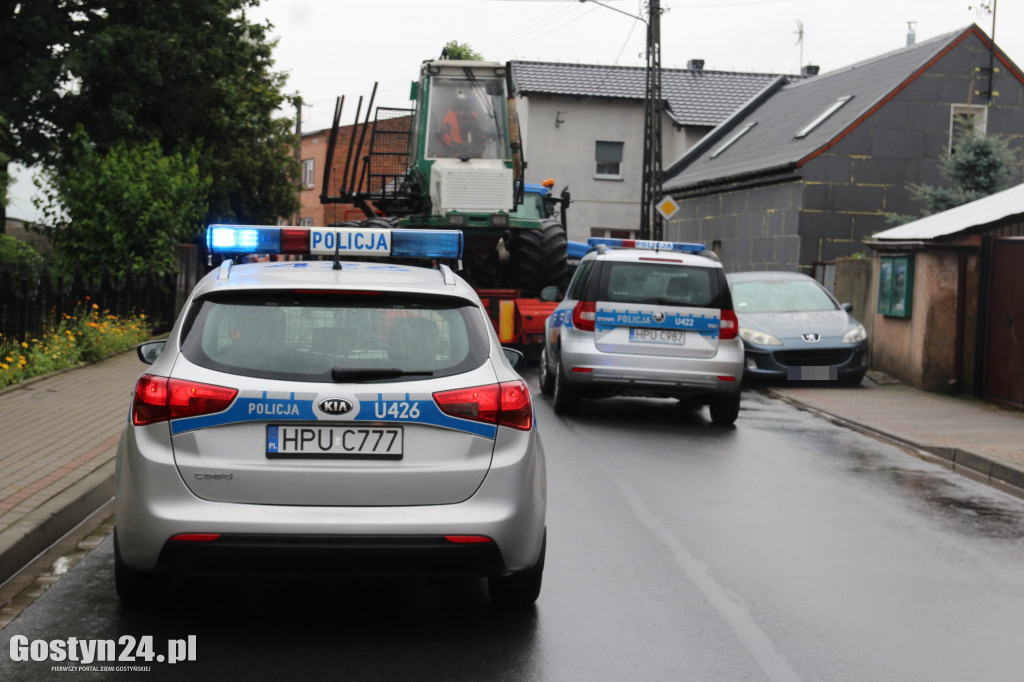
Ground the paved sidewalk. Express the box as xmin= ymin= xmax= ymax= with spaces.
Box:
xmin=0 ymin=352 xmax=143 ymax=587
xmin=766 ymin=372 xmax=1024 ymax=495
xmin=1 ymin=353 xmax=1023 ymax=590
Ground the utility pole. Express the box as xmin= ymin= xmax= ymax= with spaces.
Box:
xmin=640 ymin=0 xmax=663 ymax=240
xmin=294 ymin=99 xmax=303 ymax=227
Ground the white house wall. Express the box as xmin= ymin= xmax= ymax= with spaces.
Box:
xmin=518 ymin=93 xmax=711 ymax=242
xmin=518 ymin=94 xmax=649 ymax=242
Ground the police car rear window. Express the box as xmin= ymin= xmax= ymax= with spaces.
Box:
xmin=180 ymin=292 xmax=489 ymax=382
xmin=598 ymin=262 xmax=723 ymax=308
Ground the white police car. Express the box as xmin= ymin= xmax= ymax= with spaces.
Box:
xmin=115 ymin=224 xmax=546 ymax=607
xmin=539 ymin=238 xmax=744 ymax=424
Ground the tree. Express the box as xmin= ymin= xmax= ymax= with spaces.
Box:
xmin=440 ymin=41 xmax=483 ymax=61
xmin=52 ymin=0 xmax=299 ymax=225
xmin=888 ymin=121 xmax=1015 ymax=225
xmin=34 ymin=127 xmax=211 ymax=280
xmin=0 ymin=1 xmax=97 ymax=230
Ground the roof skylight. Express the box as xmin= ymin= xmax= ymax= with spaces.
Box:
xmin=710 ymin=122 xmax=757 ymax=159
xmin=794 ymin=96 xmax=853 ymax=138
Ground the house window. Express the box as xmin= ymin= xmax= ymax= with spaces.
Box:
xmin=302 ymin=159 xmax=315 ymax=188
xmin=950 ymin=104 xmax=987 ymax=150
xmin=877 ymin=255 xmax=914 ymax=318
xmin=299 ymin=217 xmax=313 ymax=227
xmin=595 ymin=141 xmax=624 ymax=178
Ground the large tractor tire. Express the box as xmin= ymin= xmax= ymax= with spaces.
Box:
xmin=509 ymin=219 xmax=568 ymax=296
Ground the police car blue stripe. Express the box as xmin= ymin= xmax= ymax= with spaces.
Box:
xmin=170 ymin=392 xmax=497 ymax=439
xmin=354 ymin=395 xmax=497 ymax=439
xmin=595 ymin=309 xmax=721 ymax=337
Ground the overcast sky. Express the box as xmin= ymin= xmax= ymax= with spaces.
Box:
xmin=7 ymin=0 xmax=1019 ymax=222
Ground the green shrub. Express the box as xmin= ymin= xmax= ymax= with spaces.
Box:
xmin=0 ymin=233 xmax=45 ymax=282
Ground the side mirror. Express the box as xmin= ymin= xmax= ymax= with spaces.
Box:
xmin=502 ymin=347 xmax=525 ymax=371
xmin=841 ymin=302 xmax=853 ymax=313
xmin=540 ymin=285 xmax=560 ymax=302
xmin=137 ymin=340 xmax=166 ymax=365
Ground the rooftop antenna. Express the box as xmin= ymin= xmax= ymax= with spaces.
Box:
xmin=794 ymin=20 xmax=804 ymax=70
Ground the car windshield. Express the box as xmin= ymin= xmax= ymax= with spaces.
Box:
xmin=731 ymin=279 xmax=838 ymax=313
xmin=180 ymin=292 xmax=490 ymax=382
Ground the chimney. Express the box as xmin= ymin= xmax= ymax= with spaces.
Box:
xmin=907 ymin=21 xmax=916 ymax=46
xmin=801 ymin=64 xmax=820 ymax=77
xmin=687 ymin=59 xmax=705 ymax=71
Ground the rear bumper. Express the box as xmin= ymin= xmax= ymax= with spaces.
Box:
xmin=558 ymin=335 xmax=745 ymax=399
xmin=154 ymin=533 xmax=511 ymax=578
xmin=115 ymin=423 xmax=546 ymax=577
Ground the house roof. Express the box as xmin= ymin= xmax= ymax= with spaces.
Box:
xmin=870 ymin=181 xmax=1024 ymax=241
xmin=663 ymin=25 xmax=1015 ymax=192
xmin=509 ymin=61 xmax=783 ymax=127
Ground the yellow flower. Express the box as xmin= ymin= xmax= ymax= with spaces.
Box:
xmin=0 ymin=364 xmax=8 ymax=370
xmin=21 ymin=342 xmax=28 ymax=349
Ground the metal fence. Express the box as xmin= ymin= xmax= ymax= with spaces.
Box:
xmin=0 ymin=244 xmax=209 ymax=343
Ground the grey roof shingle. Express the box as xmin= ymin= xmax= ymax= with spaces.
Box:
xmin=663 ymin=26 xmax=981 ymax=191
xmin=510 ymin=61 xmax=783 ymax=127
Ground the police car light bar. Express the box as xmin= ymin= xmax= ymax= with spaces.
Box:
xmin=207 ymin=225 xmax=463 ymax=259
xmin=587 ymin=237 xmax=705 ymax=253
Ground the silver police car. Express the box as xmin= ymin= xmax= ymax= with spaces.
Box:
xmin=115 ymin=225 xmax=546 ymax=607
xmin=539 ymin=238 xmax=744 ymax=424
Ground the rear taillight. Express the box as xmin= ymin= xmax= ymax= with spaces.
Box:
xmin=433 ymin=380 xmax=533 ymax=431
xmin=719 ymin=309 xmax=739 ymax=340
xmin=572 ymin=301 xmax=597 ymax=332
xmin=132 ymin=375 xmax=238 ymax=426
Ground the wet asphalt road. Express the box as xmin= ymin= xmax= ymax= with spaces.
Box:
xmin=3 ymin=379 xmax=1024 ymax=681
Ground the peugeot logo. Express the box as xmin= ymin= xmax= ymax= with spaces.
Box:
xmin=802 ymin=333 xmax=821 ymax=343
xmin=652 ymin=311 xmax=666 ymax=323
xmin=319 ymin=398 xmax=354 ymax=415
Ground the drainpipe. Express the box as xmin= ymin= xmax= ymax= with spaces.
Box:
xmin=952 ymin=249 xmax=967 ymax=390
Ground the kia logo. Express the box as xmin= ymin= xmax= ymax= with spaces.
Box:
xmin=319 ymin=398 xmax=354 ymax=415
xmin=802 ymin=333 xmax=821 ymax=343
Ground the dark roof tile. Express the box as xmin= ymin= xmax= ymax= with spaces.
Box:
xmin=510 ymin=61 xmax=782 ymax=127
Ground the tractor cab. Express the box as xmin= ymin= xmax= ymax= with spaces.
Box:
xmin=408 ymin=60 xmax=522 ymax=227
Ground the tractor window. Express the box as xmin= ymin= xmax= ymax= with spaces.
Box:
xmin=428 ymin=77 xmax=508 ymax=160
xmin=510 ymin=192 xmax=546 ymax=220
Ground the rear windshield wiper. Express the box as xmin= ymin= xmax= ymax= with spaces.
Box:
xmin=330 ymin=367 xmax=435 ymax=382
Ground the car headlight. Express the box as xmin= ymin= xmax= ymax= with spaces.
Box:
xmin=739 ymin=328 xmax=783 ymax=346
xmin=842 ymin=324 xmax=867 ymax=344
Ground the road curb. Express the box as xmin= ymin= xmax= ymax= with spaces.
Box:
xmin=764 ymin=389 xmax=1024 ymax=500
xmin=0 ymin=459 xmax=116 ymax=588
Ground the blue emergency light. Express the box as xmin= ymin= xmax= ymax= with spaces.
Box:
xmin=587 ymin=237 xmax=705 ymax=254
xmin=207 ymin=225 xmax=463 ymax=259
